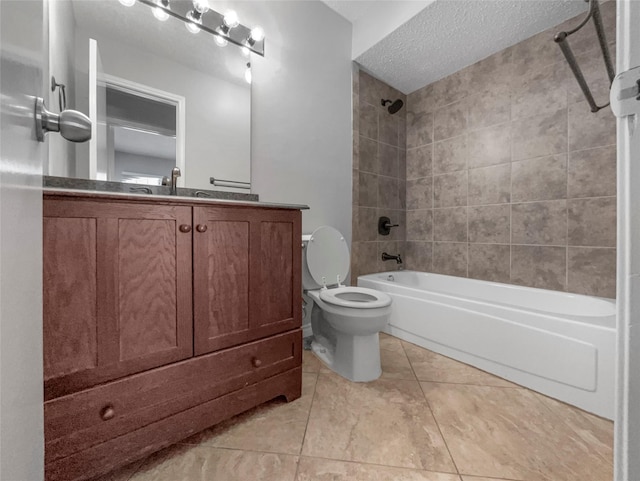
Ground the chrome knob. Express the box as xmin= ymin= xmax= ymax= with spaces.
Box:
xmin=35 ymin=97 xmax=91 ymax=143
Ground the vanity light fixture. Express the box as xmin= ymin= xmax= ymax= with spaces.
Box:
xmin=152 ymin=0 xmax=170 ymax=21
xmin=185 ymin=0 xmax=209 ymax=34
xmin=118 ymin=0 xmax=136 ymax=6
xmin=133 ymin=0 xmax=266 ymax=56
xmin=244 ymin=62 xmax=252 ymax=84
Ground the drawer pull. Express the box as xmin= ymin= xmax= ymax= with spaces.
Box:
xmin=179 ymin=224 xmax=192 ymax=233
xmin=251 ymin=357 xmax=262 ymax=368
xmin=196 ymin=224 xmax=208 ymax=233
xmin=100 ymin=404 xmax=115 ymax=421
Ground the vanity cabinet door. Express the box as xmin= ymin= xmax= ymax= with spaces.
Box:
xmin=193 ymin=206 xmax=301 ymax=355
xmin=43 ymin=198 xmax=193 ymax=399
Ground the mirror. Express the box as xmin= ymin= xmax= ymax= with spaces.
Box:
xmin=47 ymin=0 xmax=252 ymax=191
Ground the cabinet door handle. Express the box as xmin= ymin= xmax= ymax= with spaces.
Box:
xmin=179 ymin=224 xmax=192 ymax=233
xmin=251 ymin=357 xmax=262 ymax=368
xmin=100 ymin=404 xmax=115 ymax=421
xmin=196 ymin=224 xmax=208 ymax=233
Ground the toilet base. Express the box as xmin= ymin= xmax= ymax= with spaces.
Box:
xmin=311 ymin=333 xmax=382 ymax=382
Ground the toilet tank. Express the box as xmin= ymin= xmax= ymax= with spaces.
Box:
xmin=302 ymin=226 xmax=350 ymax=290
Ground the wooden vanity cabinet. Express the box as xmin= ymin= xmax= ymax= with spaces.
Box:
xmin=43 ymin=199 xmax=194 ymax=400
xmin=42 ymin=193 xmax=303 ymax=481
xmin=193 ymin=206 xmax=300 ymax=354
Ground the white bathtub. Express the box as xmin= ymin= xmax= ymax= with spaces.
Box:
xmin=358 ymin=271 xmax=616 ymax=419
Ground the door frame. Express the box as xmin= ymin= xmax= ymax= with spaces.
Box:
xmin=102 ymin=73 xmax=186 ymax=187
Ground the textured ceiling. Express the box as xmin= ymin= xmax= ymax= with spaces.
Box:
xmin=328 ymin=0 xmax=590 ymax=94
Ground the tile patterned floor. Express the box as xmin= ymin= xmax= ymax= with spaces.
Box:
xmin=95 ymin=334 xmax=613 ymax=481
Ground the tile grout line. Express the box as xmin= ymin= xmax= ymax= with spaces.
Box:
xmin=399 ymin=338 xmax=461 ymax=476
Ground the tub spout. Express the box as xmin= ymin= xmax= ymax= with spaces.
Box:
xmin=382 ymin=252 xmax=402 ymax=265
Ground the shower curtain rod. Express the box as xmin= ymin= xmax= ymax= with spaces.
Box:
xmin=554 ymin=0 xmax=615 ymax=113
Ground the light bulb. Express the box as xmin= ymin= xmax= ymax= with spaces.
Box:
xmin=153 ymin=0 xmax=169 ymax=21
xmin=185 ymin=10 xmax=201 ymax=34
xmin=241 ymin=46 xmax=250 ymax=57
xmin=244 ymin=63 xmax=252 ymax=84
xmin=223 ymin=10 xmax=239 ymax=29
xmin=214 ymin=33 xmax=228 ymax=47
xmin=250 ymin=26 xmax=264 ymax=42
xmin=193 ymin=0 xmax=209 ymax=13
xmin=118 ymin=0 xmax=136 ymax=6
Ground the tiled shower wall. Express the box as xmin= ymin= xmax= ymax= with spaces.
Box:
xmin=351 ymin=69 xmax=407 ymax=280
xmin=352 ymin=2 xmax=617 ymax=298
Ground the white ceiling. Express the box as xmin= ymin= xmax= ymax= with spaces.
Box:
xmin=322 ymin=0 xmax=590 ymax=94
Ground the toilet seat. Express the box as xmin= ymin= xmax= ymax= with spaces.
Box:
xmin=319 ymin=286 xmax=392 ymax=309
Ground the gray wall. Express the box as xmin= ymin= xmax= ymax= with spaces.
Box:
xmin=353 ymin=2 xmax=617 ymax=298
xmin=247 ymin=1 xmax=353 ymax=250
xmin=351 ymin=68 xmax=407 ymax=280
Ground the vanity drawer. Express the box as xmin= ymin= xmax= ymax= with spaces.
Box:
xmin=45 ymin=329 xmax=302 ymax=464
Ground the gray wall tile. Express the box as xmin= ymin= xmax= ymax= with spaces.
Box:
xmin=468 ymin=244 xmax=511 ymax=283
xmin=433 ymin=242 xmax=468 ymax=277
xmin=568 ymin=101 xmax=616 ymax=152
xmin=434 ymin=171 xmax=468 ymax=207
xmin=407 ymin=145 xmax=432 ymax=179
xmin=511 ymin=154 xmax=567 ymax=202
xmin=378 ymin=176 xmax=400 ymax=210
xmin=359 ymin=136 xmax=377 ymax=174
xmin=406 ymin=177 xmax=433 ymax=210
xmin=359 ymin=102 xmax=378 ymax=140
xmin=511 ymin=200 xmax=567 ymax=245
xmin=568 ymin=146 xmax=616 ymax=198
xmin=511 ymin=62 xmax=567 ymax=120
xmin=568 ymin=197 xmax=616 ymax=247
xmin=434 ymin=135 xmax=467 ymax=174
xmin=467 ymin=92 xmax=510 ymax=131
xmin=467 ymin=123 xmax=512 ymax=169
xmin=379 ymin=111 xmax=399 ymax=146
xmin=358 ymin=171 xmax=377 ymax=207
xmin=434 ymin=99 xmax=468 ymax=141
xmin=468 ymin=163 xmax=511 ymax=206
xmin=379 ymin=144 xmax=399 ymax=178
xmin=468 ymin=204 xmax=510 ymax=244
xmin=568 ymin=247 xmax=616 ymax=298
xmin=357 ymin=207 xmax=378 ymax=241
xmin=407 ymin=209 xmax=433 ymax=241
xmin=407 ymin=110 xmax=433 ymax=149
xmin=511 ymin=245 xmax=567 ymax=290
xmin=433 ymin=207 xmax=468 ymax=242
xmin=512 ymin=109 xmax=568 ymax=161
xmin=405 ymin=241 xmax=433 ymax=271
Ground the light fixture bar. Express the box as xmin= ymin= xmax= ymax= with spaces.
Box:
xmin=137 ymin=0 xmax=265 ymax=56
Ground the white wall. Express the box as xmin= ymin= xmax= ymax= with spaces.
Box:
xmin=237 ymin=1 xmax=353 ymax=247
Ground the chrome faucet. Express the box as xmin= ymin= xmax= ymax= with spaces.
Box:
xmin=162 ymin=167 xmax=181 ymax=195
xmin=381 ymin=252 xmax=403 ymax=265
xmin=170 ymin=167 xmax=181 ymax=195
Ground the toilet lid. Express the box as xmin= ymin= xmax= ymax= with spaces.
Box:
xmin=319 ymin=286 xmax=392 ymax=309
xmin=306 ymin=226 xmax=350 ymax=287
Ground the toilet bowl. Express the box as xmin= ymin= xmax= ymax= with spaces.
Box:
xmin=302 ymin=226 xmax=392 ymax=382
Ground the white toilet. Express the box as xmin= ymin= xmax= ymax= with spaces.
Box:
xmin=302 ymin=226 xmax=392 ymax=382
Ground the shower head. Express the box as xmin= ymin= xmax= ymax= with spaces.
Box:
xmin=381 ymin=98 xmax=404 ymax=114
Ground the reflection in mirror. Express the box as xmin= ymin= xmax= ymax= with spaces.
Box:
xmin=47 ymin=0 xmax=251 ymax=192
xmin=105 ymin=78 xmax=182 ymax=185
